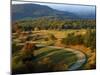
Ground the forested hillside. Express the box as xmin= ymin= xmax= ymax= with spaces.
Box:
xmin=12 ymin=4 xmax=95 ymax=21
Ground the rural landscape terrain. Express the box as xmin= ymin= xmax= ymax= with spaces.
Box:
xmin=12 ymin=2 xmax=96 ymax=74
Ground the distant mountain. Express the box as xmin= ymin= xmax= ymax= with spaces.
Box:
xmin=46 ymin=4 xmax=96 ymax=19
xmin=12 ymin=4 xmax=95 ymax=21
xmin=75 ymin=12 xmax=96 ymax=19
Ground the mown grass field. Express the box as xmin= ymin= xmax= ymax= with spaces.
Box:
xmin=34 ymin=47 xmax=77 ymax=64
xmin=31 ymin=46 xmax=78 ymax=72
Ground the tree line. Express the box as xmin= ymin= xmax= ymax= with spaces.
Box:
xmin=12 ymin=17 xmax=96 ymax=32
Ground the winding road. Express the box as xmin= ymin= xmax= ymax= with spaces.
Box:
xmin=64 ymin=48 xmax=86 ymax=70
xmin=16 ymin=42 xmax=87 ymax=70
xmin=36 ymin=44 xmax=87 ymax=70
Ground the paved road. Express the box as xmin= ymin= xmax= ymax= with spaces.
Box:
xmin=37 ymin=45 xmax=87 ymax=70
xmin=16 ymin=43 xmax=87 ymax=70
xmin=64 ymin=48 xmax=86 ymax=70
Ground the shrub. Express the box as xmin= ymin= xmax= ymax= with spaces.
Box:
xmin=62 ymin=33 xmax=83 ymax=45
xmin=83 ymin=29 xmax=96 ymax=50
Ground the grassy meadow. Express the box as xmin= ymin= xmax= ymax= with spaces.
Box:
xmin=12 ymin=3 xmax=96 ymax=74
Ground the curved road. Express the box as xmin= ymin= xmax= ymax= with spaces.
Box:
xmin=37 ymin=45 xmax=87 ymax=70
xmin=64 ymin=48 xmax=86 ymax=70
xmin=17 ymin=43 xmax=87 ymax=70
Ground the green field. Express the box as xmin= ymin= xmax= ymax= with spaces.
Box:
xmin=32 ymin=46 xmax=78 ymax=72
xmin=34 ymin=47 xmax=77 ymax=64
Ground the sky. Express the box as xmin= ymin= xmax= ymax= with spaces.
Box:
xmin=12 ymin=1 xmax=96 ymax=14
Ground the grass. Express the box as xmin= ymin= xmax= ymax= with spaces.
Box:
xmin=39 ymin=29 xmax=88 ymax=38
xmin=49 ymin=50 xmax=77 ymax=64
xmin=36 ymin=48 xmax=61 ymax=58
xmin=12 ymin=29 xmax=93 ymax=72
xmin=33 ymin=47 xmax=77 ymax=68
xmin=35 ymin=47 xmax=60 ymax=55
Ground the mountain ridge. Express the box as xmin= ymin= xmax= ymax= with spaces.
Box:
xmin=12 ymin=3 xmax=95 ymax=21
